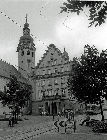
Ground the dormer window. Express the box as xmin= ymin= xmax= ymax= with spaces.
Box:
xmin=27 ymin=50 xmax=30 ymax=55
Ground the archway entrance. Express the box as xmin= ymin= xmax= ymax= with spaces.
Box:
xmin=52 ymin=102 xmax=57 ymax=115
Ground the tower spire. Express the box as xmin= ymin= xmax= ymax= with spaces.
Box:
xmin=25 ymin=14 xmax=28 ymax=23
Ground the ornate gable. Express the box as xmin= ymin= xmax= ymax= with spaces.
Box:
xmin=36 ymin=44 xmax=69 ymax=69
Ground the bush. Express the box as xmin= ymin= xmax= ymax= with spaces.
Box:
xmin=89 ymin=120 xmax=107 ymax=133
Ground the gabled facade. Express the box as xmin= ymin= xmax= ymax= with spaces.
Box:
xmin=32 ymin=44 xmax=72 ymax=115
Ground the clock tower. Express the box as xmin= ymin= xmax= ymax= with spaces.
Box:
xmin=17 ymin=15 xmax=36 ymax=78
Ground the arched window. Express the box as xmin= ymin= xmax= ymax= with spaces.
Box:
xmin=32 ymin=52 xmax=34 ymax=57
xmin=21 ymin=50 xmax=24 ymax=56
xmin=27 ymin=50 xmax=30 ymax=55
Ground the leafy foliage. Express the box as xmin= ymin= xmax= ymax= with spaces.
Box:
xmin=88 ymin=120 xmax=107 ymax=133
xmin=68 ymin=45 xmax=107 ymax=120
xmin=60 ymin=1 xmax=107 ymax=27
xmin=0 ymin=75 xmax=32 ymax=110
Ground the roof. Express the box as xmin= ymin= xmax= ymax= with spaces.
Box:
xmin=0 ymin=59 xmax=28 ymax=84
xmin=36 ymin=44 xmax=69 ymax=69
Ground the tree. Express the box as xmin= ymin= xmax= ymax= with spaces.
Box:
xmin=68 ymin=45 xmax=107 ymax=121
xmin=0 ymin=75 xmax=32 ymax=122
xmin=60 ymin=1 xmax=107 ymax=27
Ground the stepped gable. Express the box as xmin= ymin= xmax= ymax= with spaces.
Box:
xmin=62 ymin=48 xmax=69 ymax=60
xmin=35 ymin=44 xmax=68 ymax=69
xmin=0 ymin=59 xmax=28 ymax=84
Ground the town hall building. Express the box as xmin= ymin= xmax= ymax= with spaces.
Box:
xmin=32 ymin=44 xmax=72 ymax=115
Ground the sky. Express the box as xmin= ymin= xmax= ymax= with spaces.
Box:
xmin=0 ymin=0 xmax=107 ymax=69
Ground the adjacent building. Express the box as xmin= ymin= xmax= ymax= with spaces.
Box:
xmin=0 ymin=59 xmax=27 ymax=114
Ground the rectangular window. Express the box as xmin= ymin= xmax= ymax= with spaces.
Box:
xmin=61 ymin=67 xmax=64 ymax=72
xmin=27 ymin=50 xmax=30 ymax=55
xmin=61 ymin=77 xmax=65 ymax=84
xmin=64 ymin=66 xmax=69 ymax=72
xmin=47 ymin=61 xmax=50 ymax=66
xmin=51 ymin=90 xmax=54 ymax=96
xmin=54 ymin=68 xmax=58 ymax=73
xmin=54 ymin=79 xmax=58 ymax=85
xmin=37 ymin=81 xmax=40 ymax=86
xmin=55 ymin=88 xmax=59 ymax=95
xmin=52 ymin=61 xmax=54 ymax=65
xmin=43 ymin=70 xmax=45 ymax=75
xmin=54 ymin=60 xmax=57 ymax=65
xmin=38 ymin=90 xmax=41 ymax=99
xmin=42 ymin=80 xmax=45 ymax=86
xmin=48 ymin=89 xmax=52 ymax=96
xmin=47 ymin=79 xmax=52 ymax=86
xmin=42 ymin=90 xmax=45 ymax=97
xmin=61 ymin=89 xmax=66 ymax=95
xmin=37 ymin=71 xmax=40 ymax=75
xmin=47 ymin=69 xmax=51 ymax=74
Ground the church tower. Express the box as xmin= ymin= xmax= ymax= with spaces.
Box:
xmin=17 ymin=15 xmax=36 ymax=78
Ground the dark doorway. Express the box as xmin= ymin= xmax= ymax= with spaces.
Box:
xmin=45 ymin=102 xmax=48 ymax=112
xmin=52 ymin=102 xmax=57 ymax=115
xmin=45 ymin=102 xmax=50 ymax=115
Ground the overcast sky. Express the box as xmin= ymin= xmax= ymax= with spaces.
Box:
xmin=0 ymin=0 xmax=107 ymax=68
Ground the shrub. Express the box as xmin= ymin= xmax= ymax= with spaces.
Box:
xmin=91 ymin=120 xmax=107 ymax=133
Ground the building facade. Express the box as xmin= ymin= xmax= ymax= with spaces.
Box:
xmin=32 ymin=44 xmax=72 ymax=115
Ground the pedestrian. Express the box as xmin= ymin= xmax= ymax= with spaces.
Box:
xmin=8 ymin=115 xmax=12 ymax=127
xmin=80 ymin=113 xmax=90 ymax=126
xmin=11 ymin=116 xmax=14 ymax=127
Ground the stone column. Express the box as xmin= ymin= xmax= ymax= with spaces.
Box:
xmin=50 ymin=102 xmax=52 ymax=115
xmin=56 ymin=102 xmax=59 ymax=114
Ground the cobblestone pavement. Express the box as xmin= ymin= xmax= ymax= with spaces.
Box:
xmin=0 ymin=114 xmax=104 ymax=140
xmin=32 ymin=115 xmax=107 ymax=140
xmin=0 ymin=115 xmax=58 ymax=140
